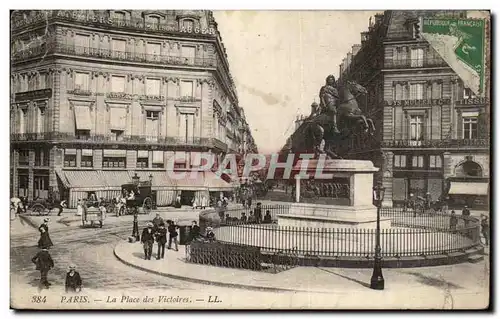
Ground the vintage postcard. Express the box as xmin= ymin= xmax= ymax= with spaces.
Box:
xmin=10 ymin=9 xmax=490 ymax=310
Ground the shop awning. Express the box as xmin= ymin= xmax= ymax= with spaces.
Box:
xmin=204 ymin=171 xmax=234 ymax=191
xmin=74 ymin=106 xmax=92 ymax=130
xmin=130 ymin=171 xmax=176 ymax=189
xmin=449 ymin=182 xmax=489 ymax=196
xmin=56 ymin=170 xmax=108 ymax=191
xmin=56 ymin=170 xmax=131 ymax=191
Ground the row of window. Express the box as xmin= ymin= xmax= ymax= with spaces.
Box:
xmin=393 ymin=155 xmax=442 ymax=169
xmin=73 ymin=72 xmax=195 ymax=97
xmin=393 ymin=83 xmax=477 ymax=101
xmin=406 ymin=113 xmax=479 ymax=141
xmin=18 ymin=149 xmax=49 ymax=166
xmin=63 ymin=150 xmax=190 ymax=169
xmin=73 ymin=32 xmax=198 ymax=57
xmin=14 ymin=71 xmax=197 ymax=97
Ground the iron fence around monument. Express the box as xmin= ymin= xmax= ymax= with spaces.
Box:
xmin=212 ymin=205 xmax=481 ymax=258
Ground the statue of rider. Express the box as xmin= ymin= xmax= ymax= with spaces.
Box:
xmin=319 ymin=75 xmax=340 ymax=134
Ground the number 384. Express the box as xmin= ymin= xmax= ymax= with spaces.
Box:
xmin=31 ymin=296 xmax=47 ymax=303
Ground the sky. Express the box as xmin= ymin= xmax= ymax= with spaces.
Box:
xmin=213 ymin=11 xmax=379 ymax=153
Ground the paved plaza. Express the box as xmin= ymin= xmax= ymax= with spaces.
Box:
xmin=10 ymin=208 xmax=490 ymax=309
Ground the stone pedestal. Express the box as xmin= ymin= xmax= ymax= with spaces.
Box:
xmin=277 ymin=159 xmax=391 ymax=229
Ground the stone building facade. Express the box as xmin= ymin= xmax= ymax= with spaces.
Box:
xmin=339 ymin=10 xmax=490 ymax=208
xmin=11 ymin=10 xmax=257 ymax=207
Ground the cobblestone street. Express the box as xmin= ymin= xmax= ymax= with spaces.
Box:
xmin=11 ymin=215 xmax=218 ymax=292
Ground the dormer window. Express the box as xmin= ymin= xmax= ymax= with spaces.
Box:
xmin=146 ymin=15 xmax=161 ymax=29
xmin=181 ymin=19 xmax=195 ymax=32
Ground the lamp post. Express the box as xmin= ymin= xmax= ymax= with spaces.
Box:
xmin=370 ymin=182 xmax=385 ymax=290
xmin=131 ymin=172 xmax=140 ymax=241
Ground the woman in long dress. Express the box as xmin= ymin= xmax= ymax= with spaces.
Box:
xmin=38 ymin=218 xmax=54 ymax=248
xmin=76 ymin=199 xmax=83 ymax=216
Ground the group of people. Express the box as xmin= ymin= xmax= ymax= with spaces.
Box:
xmin=31 ymin=219 xmax=82 ymax=292
xmin=140 ymin=214 xmax=215 ymax=260
xmin=448 ymin=206 xmax=490 ymax=246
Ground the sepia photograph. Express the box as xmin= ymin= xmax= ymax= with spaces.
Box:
xmin=9 ymin=8 xmax=491 ymax=310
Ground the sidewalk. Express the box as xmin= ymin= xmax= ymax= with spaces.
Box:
xmin=114 ymin=241 xmax=489 ymax=308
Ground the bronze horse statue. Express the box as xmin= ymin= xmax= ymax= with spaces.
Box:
xmin=291 ymin=80 xmax=375 ymax=159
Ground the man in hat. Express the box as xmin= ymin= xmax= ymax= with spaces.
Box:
xmin=462 ymin=205 xmax=471 ymax=227
xmin=38 ymin=218 xmax=53 ymax=249
xmin=167 ymin=220 xmax=179 ymax=251
xmin=65 ymin=264 xmax=82 ymax=293
xmin=155 ymin=223 xmax=167 ymax=260
xmin=57 ymin=198 xmax=67 ymax=216
xmin=141 ymin=222 xmax=155 ymax=260
xmin=31 ymin=247 xmax=54 ymax=290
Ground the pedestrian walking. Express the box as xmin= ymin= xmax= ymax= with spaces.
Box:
xmin=189 ymin=220 xmax=200 ymax=242
xmin=76 ymin=199 xmax=84 ymax=217
xmin=167 ymin=220 xmax=179 ymax=251
xmin=57 ymin=199 xmax=67 ymax=216
xmin=31 ymin=247 xmax=54 ymax=290
xmin=481 ymin=215 xmax=489 ymax=246
xmin=155 ymin=223 xmax=167 ymax=259
xmin=65 ymin=264 xmax=82 ymax=293
xmin=38 ymin=218 xmax=53 ymax=249
xmin=462 ymin=205 xmax=471 ymax=227
xmin=449 ymin=210 xmax=458 ymax=231
xmin=141 ymin=222 xmax=155 ymax=260
xmin=201 ymin=196 xmax=207 ymax=209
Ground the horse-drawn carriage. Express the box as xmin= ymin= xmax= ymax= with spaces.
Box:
xmin=120 ymin=182 xmax=154 ymax=215
xmin=21 ymin=198 xmax=59 ymax=216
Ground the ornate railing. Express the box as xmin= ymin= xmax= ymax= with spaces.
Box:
xmin=213 ymin=205 xmax=481 ymax=259
xmin=11 ymin=132 xmax=211 ymax=146
xmin=12 ymin=44 xmax=217 ymax=68
xmin=381 ymin=138 xmax=490 ymax=148
xmin=384 ymin=58 xmax=449 ymax=69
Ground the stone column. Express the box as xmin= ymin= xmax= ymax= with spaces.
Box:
xmin=295 ymin=175 xmax=300 ymax=203
xmin=12 ymin=150 xmax=19 ymax=197
xmin=443 ymin=152 xmax=452 ymax=177
xmin=28 ymin=150 xmax=35 ymax=201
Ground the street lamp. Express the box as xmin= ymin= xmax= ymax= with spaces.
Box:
xmin=370 ymin=182 xmax=386 ymax=290
xmin=148 ymin=173 xmax=153 ymax=184
xmin=131 ymin=172 xmax=140 ymax=241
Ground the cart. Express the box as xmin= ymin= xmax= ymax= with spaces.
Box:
xmin=81 ymin=206 xmax=105 ymax=228
xmin=121 ymin=182 xmax=154 ymax=215
xmin=26 ymin=198 xmax=58 ymax=216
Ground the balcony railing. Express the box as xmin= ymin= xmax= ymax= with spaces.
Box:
xmin=11 ymin=132 xmax=230 ymax=149
xmin=384 ymin=58 xmax=449 ymax=69
xmin=381 ymin=138 xmax=490 ymax=148
xmin=12 ymin=44 xmax=217 ymax=68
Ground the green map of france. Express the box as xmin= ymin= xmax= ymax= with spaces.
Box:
xmin=421 ymin=17 xmax=485 ymax=96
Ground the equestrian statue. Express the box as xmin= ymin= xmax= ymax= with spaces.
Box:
xmin=291 ymin=75 xmax=376 ymax=159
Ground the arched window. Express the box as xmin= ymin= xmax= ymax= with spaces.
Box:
xmin=455 ymin=161 xmax=482 ymax=177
